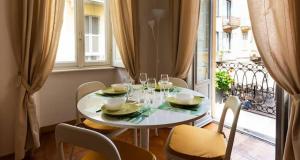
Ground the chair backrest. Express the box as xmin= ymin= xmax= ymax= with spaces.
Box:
xmin=76 ymin=81 xmax=106 ymax=102
xmin=76 ymin=81 xmax=106 ymax=123
xmin=55 ymin=123 xmax=121 ymax=160
xmin=169 ymin=77 xmax=188 ymax=88
xmin=217 ymin=96 xmax=241 ymax=160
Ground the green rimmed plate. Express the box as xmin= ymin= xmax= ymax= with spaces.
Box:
xmin=166 ymin=96 xmax=204 ymax=107
xmin=102 ymin=103 xmax=141 ymax=116
xmin=155 ymin=86 xmax=175 ymax=92
xmin=102 ymin=87 xmax=127 ymax=95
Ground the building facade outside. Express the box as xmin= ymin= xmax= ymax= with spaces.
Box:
xmin=216 ymin=0 xmax=259 ymax=62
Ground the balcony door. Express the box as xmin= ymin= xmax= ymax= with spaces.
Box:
xmin=193 ymin=0 xmax=213 ymax=99
xmin=190 ymin=0 xmax=213 ymax=126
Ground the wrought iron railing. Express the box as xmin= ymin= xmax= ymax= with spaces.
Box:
xmin=217 ymin=61 xmax=276 ymax=118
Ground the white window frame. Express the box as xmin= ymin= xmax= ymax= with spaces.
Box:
xmin=55 ymin=0 xmax=112 ymax=69
xmin=112 ymin=38 xmax=124 ymax=68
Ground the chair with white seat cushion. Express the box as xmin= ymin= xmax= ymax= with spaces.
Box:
xmin=165 ymin=96 xmax=241 ymax=160
xmin=55 ymin=123 xmax=156 ymax=160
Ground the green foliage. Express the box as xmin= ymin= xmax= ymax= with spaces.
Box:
xmin=215 ymin=71 xmax=234 ymax=92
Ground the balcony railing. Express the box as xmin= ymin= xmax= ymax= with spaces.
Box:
xmin=217 ymin=61 xmax=276 ymax=118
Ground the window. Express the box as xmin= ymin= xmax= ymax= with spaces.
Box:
xmin=84 ymin=0 xmax=106 ymax=63
xmin=242 ymin=32 xmax=248 ymax=40
xmin=216 ymin=32 xmax=220 ymax=52
xmin=56 ymin=0 xmax=76 ymax=64
xmin=55 ymin=0 xmax=112 ymax=68
xmin=222 ymin=32 xmax=231 ymax=52
xmin=226 ymin=0 xmax=231 ymax=18
xmin=85 ymin=16 xmax=100 ymax=58
xmin=222 ymin=0 xmax=231 ymax=18
xmin=216 ymin=0 xmax=219 ymax=17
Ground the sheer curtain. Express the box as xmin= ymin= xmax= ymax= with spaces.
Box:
xmin=110 ymin=0 xmax=140 ymax=81
xmin=171 ymin=0 xmax=200 ymax=79
xmin=12 ymin=0 xmax=64 ymax=159
xmin=248 ymin=0 xmax=300 ymax=159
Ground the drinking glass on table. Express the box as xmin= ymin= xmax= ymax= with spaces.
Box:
xmin=159 ymin=74 xmax=169 ymax=96
xmin=147 ymin=78 xmax=157 ymax=105
xmin=139 ymin=73 xmax=148 ymax=103
xmin=139 ymin=73 xmax=148 ymax=89
xmin=123 ymin=77 xmax=133 ymax=101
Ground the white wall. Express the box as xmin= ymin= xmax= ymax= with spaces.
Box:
xmin=38 ymin=69 xmax=124 ymax=127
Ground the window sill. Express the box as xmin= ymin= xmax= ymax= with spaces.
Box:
xmin=52 ymin=66 xmax=116 ymax=73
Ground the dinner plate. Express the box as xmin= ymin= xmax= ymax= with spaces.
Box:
xmin=102 ymin=87 xmax=127 ymax=95
xmin=166 ymin=96 xmax=204 ymax=107
xmin=102 ymin=103 xmax=140 ymax=116
xmin=155 ymin=86 xmax=175 ymax=92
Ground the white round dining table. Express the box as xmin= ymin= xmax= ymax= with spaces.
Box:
xmin=77 ymin=87 xmax=210 ymax=150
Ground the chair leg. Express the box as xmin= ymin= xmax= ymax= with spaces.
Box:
xmin=155 ymin=128 xmax=159 ymax=136
xmin=140 ymin=128 xmax=150 ymax=150
xmin=106 ymin=128 xmax=128 ymax=138
xmin=69 ymin=145 xmax=75 ymax=160
xmin=133 ymin=129 xmax=138 ymax=146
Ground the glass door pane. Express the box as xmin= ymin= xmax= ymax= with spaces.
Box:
xmin=194 ymin=0 xmax=212 ymax=98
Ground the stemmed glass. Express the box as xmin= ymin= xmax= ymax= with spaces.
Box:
xmin=159 ymin=74 xmax=169 ymax=96
xmin=139 ymin=73 xmax=148 ymax=103
xmin=139 ymin=73 xmax=148 ymax=89
xmin=123 ymin=76 xmax=134 ymax=101
xmin=147 ymin=78 xmax=157 ymax=105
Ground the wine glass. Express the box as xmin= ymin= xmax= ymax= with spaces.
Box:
xmin=139 ymin=73 xmax=148 ymax=103
xmin=147 ymin=78 xmax=157 ymax=91
xmin=139 ymin=73 xmax=148 ymax=88
xmin=147 ymin=78 xmax=157 ymax=105
xmin=159 ymin=74 xmax=169 ymax=95
xmin=123 ymin=76 xmax=133 ymax=101
xmin=160 ymin=74 xmax=169 ymax=82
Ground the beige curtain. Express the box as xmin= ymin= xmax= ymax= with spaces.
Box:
xmin=12 ymin=0 xmax=64 ymax=159
xmin=248 ymin=0 xmax=300 ymax=159
xmin=171 ymin=0 xmax=200 ymax=79
xmin=110 ymin=0 xmax=140 ymax=80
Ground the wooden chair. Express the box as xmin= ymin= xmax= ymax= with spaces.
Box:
xmin=55 ymin=123 xmax=156 ymax=160
xmin=76 ymin=81 xmax=127 ymax=137
xmin=165 ymin=96 xmax=241 ymax=160
xmin=169 ymin=77 xmax=188 ymax=88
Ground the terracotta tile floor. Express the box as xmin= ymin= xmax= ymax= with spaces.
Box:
xmin=2 ymin=123 xmax=275 ymax=160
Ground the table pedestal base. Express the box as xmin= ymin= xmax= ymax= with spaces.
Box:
xmin=139 ymin=128 xmax=149 ymax=150
xmin=133 ymin=129 xmax=138 ymax=146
